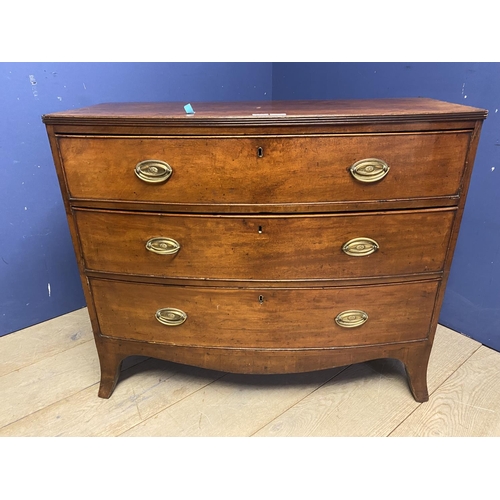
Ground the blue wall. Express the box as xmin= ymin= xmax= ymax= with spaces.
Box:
xmin=2 ymin=62 xmax=499 ymax=352
xmin=273 ymin=62 xmax=500 ymax=351
xmin=0 ymin=63 xmax=272 ymax=337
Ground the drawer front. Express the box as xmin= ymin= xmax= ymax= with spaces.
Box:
xmin=91 ymin=279 xmax=439 ymax=348
xmin=76 ymin=208 xmax=455 ymax=280
xmin=58 ymin=132 xmax=470 ymax=207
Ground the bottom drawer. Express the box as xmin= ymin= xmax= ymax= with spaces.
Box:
xmin=91 ymin=279 xmax=439 ymax=349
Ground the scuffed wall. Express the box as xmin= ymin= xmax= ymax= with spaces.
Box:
xmin=0 ymin=62 xmax=272 ymax=336
xmin=273 ymin=62 xmax=500 ymax=350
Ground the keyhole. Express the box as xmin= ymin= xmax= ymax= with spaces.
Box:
xmin=257 ymin=146 xmax=264 ymax=158
xmin=258 ymin=225 xmax=263 ymax=234
xmin=259 ymin=295 xmax=264 ymax=304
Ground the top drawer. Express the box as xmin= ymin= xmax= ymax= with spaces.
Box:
xmin=57 ymin=132 xmax=471 ymax=211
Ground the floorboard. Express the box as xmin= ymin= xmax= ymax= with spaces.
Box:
xmin=0 ymin=308 xmax=497 ymax=437
xmin=254 ymin=325 xmax=481 ymax=436
xmin=0 ymin=308 xmax=92 ymax=378
xmin=0 ymin=359 xmax=224 ymax=437
xmin=390 ymin=345 xmax=500 ymax=437
xmin=121 ymin=368 xmax=345 ymax=437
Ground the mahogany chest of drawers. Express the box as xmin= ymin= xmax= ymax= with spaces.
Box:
xmin=43 ymin=98 xmax=487 ymax=402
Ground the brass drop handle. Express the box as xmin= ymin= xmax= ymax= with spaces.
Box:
xmin=135 ymin=160 xmax=172 ymax=184
xmin=349 ymin=158 xmax=389 ymax=183
xmin=146 ymin=237 xmax=181 ymax=255
xmin=342 ymin=237 xmax=379 ymax=257
xmin=335 ymin=310 xmax=368 ymax=328
xmin=155 ymin=308 xmax=187 ymax=326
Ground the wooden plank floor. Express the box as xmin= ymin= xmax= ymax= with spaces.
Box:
xmin=1 ymin=307 xmax=499 ymax=437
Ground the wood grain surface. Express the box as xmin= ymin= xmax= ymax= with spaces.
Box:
xmin=0 ymin=341 xmax=100 ymax=429
xmin=390 ymin=345 xmax=500 ymax=436
xmin=42 ymin=99 xmax=486 ymax=401
xmin=0 ymin=359 xmax=224 ymax=437
xmin=58 ymin=132 xmax=470 ymax=207
xmin=0 ymin=308 xmax=92 ymax=378
xmin=75 ymin=208 xmax=455 ymax=281
xmin=121 ymin=368 xmax=345 ymax=437
xmin=90 ymin=278 xmax=439 ymax=348
xmin=254 ymin=325 xmax=482 ymax=437
xmin=42 ymin=98 xmax=487 ymax=126
xmin=1 ymin=310 xmax=493 ymax=437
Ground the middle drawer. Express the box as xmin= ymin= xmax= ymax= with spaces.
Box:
xmin=75 ymin=208 xmax=455 ymax=281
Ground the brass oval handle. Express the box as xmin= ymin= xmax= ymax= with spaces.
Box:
xmin=135 ymin=160 xmax=172 ymax=184
xmin=146 ymin=237 xmax=181 ymax=255
xmin=335 ymin=310 xmax=368 ymax=328
xmin=155 ymin=308 xmax=187 ymax=326
xmin=349 ymin=158 xmax=389 ymax=183
xmin=342 ymin=237 xmax=379 ymax=257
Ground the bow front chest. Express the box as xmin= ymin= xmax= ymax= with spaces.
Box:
xmin=43 ymin=99 xmax=486 ymax=401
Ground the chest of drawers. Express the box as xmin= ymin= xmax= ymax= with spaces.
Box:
xmin=43 ymin=98 xmax=486 ymax=402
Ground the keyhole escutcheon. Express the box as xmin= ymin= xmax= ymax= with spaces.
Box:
xmin=259 ymin=295 xmax=264 ymax=305
xmin=257 ymin=146 xmax=264 ymax=158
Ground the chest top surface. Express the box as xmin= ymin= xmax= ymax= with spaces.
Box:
xmin=42 ymin=98 xmax=487 ymax=126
